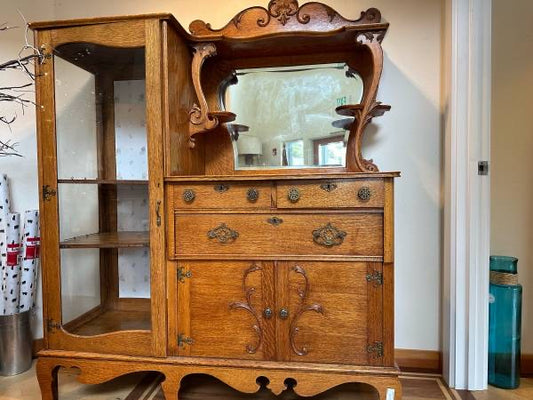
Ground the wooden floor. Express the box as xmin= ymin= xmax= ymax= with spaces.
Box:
xmin=0 ymin=362 xmax=532 ymax=400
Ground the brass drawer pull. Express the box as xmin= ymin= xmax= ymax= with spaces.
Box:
xmin=288 ymin=187 xmax=300 ymax=203
xmin=247 ymin=188 xmax=259 ymax=202
xmin=358 ymin=186 xmax=372 ymax=201
xmin=312 ymin=223 xmax=347 ymax=247
xmin=207 ymin=223 xmax=239 ymax=243
xmin=214 ymin=184 xmax=229 ymax=193
xmin=279 ymin=308 xmax=289 ymax=320
xmin=267 ymin=216 xmax=283 ymax=226
xmin=320 ymin=182 xmax=338 ymax=192
xmin=182 ymin=189 xmax=196 ymax=203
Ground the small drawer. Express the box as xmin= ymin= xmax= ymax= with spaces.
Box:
xmin=174 ymin=212 xmax=383 ymax=257
xmin=173 ymin=183 xmax=272 ymax=209
xmin=276 ymin=179 xmax=384 ymax=209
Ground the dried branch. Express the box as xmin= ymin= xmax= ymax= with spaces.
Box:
xmin=1 ymin=14 xmax=44 ymax=157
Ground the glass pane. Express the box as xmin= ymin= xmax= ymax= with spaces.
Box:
xmin=224 ymin=63 xmax=363 ymax=169
xmin=55 ymin=56 xmax=98 ymax=179
xmin=55 ymin=43 xmax=150 ymax=336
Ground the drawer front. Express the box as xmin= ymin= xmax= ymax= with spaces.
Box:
xmin=173 ymin=183 xmax=272 ymax=209
xmin=174 ymin=213 xmax=383 ymax=257
xmin=276 ymin=179 xmax=384 ymax=209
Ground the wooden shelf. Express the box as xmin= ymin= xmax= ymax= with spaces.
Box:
xmin=332 ymin=118 xmax=355 ymax=130
xmin=57 ymin=179 xmax=148 ymax=185
xmin=67 ymin=307 xmax=151 ymax=336
xmin=60 ymin=231 xmax=149 ymax=248
xmin=209 ymin=110 xmax=236 ymax=124
xmin=335 ymin=103 xmax=391 ymax=118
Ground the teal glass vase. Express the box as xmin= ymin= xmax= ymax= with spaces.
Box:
xmin=488 ymin=256 xmax=521 ymax=389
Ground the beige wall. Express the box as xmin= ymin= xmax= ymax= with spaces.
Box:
xmin=1 ymin=0 xmax=445 ymax=351
xmin=491 ymin=0 xmax=533 ymax=353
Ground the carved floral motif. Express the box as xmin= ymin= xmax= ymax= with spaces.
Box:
xmin=229 ymin=264 xmax=263 ymax=354
xmin=289 ymin=265 xmax=324 ymax=356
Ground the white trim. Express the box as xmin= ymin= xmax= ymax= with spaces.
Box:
xmin=443 ymin=0 xmax=491 ymax=390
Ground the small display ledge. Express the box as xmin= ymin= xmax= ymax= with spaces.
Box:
xmin=60 ymin=231 xmax=149 ymax=249
xmin=57 ymin=179 xmax=148 ymax=185
xmin=335 ymin=103 xmax=391 ymax=118
xmin=165 ymin=172 xmax=401 ymax=182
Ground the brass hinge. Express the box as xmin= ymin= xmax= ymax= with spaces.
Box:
xmin=177 ymin=267 xmax=192 ymax=283
xmin=178 ymin=333 xmax=194 ymax=348
xmin=367 ymin=341 xmax=384 ymax=358
xmin=366 ymin=270 xmax=383 ymax=287
xmin=47 ymin=319 xmax=61 ymax=332
xmin=42 ymin=185 xmax=57 ymax=201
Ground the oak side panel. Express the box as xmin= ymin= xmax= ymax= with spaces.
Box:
xmin=367 ymin=262 xmax=384 ymax=366
xmin=163 ymin=21 xmax=205 ymax=176
xmin=383 ymin=178 xmax=395 ymax=366
xmin=145 ymin=19 xmax=166 ymax=357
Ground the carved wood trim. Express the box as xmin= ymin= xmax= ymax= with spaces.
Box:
xmin=345 ymin=33 xmax=390 ymax=172
xmin=188 ymin=43 xmax=235 ymax=148
xmin=289 ymin=265 xmax=324 ymax=356
xmin=189 ymin=1 xmax=385 ymax=39
xmin=229 ymin=263 xmax=263 ymax=354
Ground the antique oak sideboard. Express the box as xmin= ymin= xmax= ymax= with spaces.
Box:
xmin=31 ymin=1 xmax=401 ymax=399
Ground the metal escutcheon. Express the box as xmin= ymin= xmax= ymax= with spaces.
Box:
xmin=247 ymin=188 xmax=259 ymax=202
xmin=263 ymin=308 xmax=273 ymax=319
xmin=288 ymin=187 xmax=300 ymax=203
xmin=279 ymin=308 xmax=289 ymax=320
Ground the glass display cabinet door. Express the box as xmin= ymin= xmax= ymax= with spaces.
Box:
xmin=37 ymin=22 xmax=163 ymax=356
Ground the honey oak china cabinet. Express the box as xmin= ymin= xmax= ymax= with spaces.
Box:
xmin=31 ymin=1 xmax=401 ymax=399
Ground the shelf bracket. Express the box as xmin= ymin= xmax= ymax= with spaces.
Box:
xmin=42 ymin=185 xmax=57 ymax=201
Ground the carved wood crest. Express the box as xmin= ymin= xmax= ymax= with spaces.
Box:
xmin=189 ymin=1 xmax=384 ymax=39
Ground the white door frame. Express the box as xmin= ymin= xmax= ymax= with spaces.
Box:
xmin=443 ymin=0 xmax=492 ymax=391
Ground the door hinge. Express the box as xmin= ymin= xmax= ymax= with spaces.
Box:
xmin=178 ymin=333 xmax=194 ymax=348
xmin=366 ymin=270 xmax=383 ymax=287
xmin=177 ymin=267 xmax=192 ymax=283
xmin=367 ymin=341 xmax=384 ymax=358
xmin=42 ymin=185 xmax=57 ymax=201
xmin=47 ymin=318 xmax=61 ymax=332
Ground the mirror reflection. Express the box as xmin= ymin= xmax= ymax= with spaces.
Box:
xmin=223 ymin=63 xmax=363 ymax=169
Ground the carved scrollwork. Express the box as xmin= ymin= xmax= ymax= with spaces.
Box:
xmin=188 ymin=43 xmax=218 ymax=148
xmin=189 ymin=1 xmax=385 ymax=39
xmin=289 ymin=265 xmax=324 ymax=356
xmin=229 ymin=264 xmax=263 ymax=354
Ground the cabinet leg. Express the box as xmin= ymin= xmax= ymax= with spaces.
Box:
xmin=36 ymin=359 xmax=59 ymax=400
xmin=161 ymin=376 xmax=182 ymax=400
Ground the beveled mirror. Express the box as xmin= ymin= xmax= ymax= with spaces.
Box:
xmin=222 ymin=63 xmax=363 ymax=169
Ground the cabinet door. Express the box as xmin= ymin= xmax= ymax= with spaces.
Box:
xmin=277 ymin=261 xmax=383 ymax=365
xmin=174 ymin=261 xmax=275 ymax=360
xmin=36 ymin=20 xmax=166 ymax=356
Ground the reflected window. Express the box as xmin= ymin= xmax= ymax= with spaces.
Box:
xmin=285 ymin=139 xmax=304 ymax=167
xmin=314 ymin=135 xmax=346 ymax=166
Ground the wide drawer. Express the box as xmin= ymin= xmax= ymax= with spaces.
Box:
xmin=172 ymin=183 xmax=272 ymax=209
xmin=174 ymin=212 xmax=383 ymax=257
xmin=276 ymin=179 xmax=384 ymax=209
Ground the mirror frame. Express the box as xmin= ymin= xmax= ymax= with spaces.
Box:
xmin=187 ymin=0 xmax=390 ymax=173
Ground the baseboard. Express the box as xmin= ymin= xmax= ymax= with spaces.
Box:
xmin=522 ymin=353 xmax=533 ymax=376
xmin=395 ymin=349 xmax=442 ymax=374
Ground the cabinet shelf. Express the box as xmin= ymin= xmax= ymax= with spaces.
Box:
xmin=60 ymin=231 xmax=149 ymax=248
xmin=65 ymin=304 xmax=151 ymax=336
xmin=335 ymin=103 xmax=391 ymax=118
xmin=57 ymin=179 xmax=148 ymax=185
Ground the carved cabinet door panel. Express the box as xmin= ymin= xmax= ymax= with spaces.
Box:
xmin=276 ymin=261 xmax=384 ymax=365
xmin=175 ymin=260 xmax=276 ymax=360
